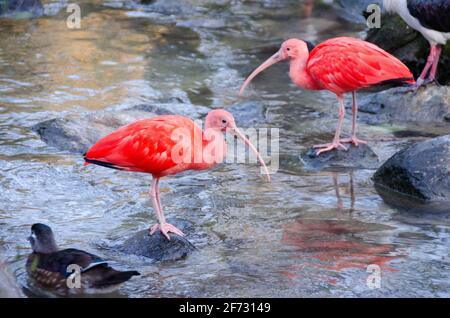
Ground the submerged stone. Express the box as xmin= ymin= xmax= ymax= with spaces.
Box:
xmin=118 ymin=219 xmax=196 ymax=262
xmin=373 ymin=135 xmax=450 ymax=204
xmin=301 ymin=144 xmax=379 ymax=171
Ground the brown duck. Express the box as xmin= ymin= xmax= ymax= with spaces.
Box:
xmin=26 ymin=223 xmax=140 ymax=296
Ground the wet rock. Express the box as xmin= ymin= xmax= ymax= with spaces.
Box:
xmin=358 ymin=85 xmax=450 ymax=124
xmin=373 ymin=135 xmax=450 ymax=203
xmin=0 ymin=0 xmax=43 ymax=18
xmin=32 ymin=103 xmax=209 ymax=154
xmin=375 ymin=186 xmax=450 ymax=213
xmin=118 ymin=219 xmax=196 ymax=262
xmin=366 ymin=14 xmax=450 ymax=85
xmin=301 ymin=144 xmax=379 ymax=171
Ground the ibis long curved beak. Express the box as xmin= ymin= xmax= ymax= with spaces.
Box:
xmin=231 ymin=127 xmax=271 ymax=182
xmin=239 ymin=49 xmax=286 ymax=97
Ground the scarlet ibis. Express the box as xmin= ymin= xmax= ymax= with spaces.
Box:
xmin=84 ymin=110 xmax=270 ymax=240
xmin=384 ymin=0 xmax=450 ymax=88
xmin=27 ymin=223 xmax=140 ymax=295
xmin=239 ymin=37 xmax=415 ymax=155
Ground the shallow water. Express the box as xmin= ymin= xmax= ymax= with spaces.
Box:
xmin=0 ymin=0 xmax=449 ymax=297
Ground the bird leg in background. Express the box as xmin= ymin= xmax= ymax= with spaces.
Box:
xmin=415 ymin=44 xmax=442 ymax=88
xmin=428 ymin=44 xmax=442 ymax=83
xmin=314 ymin=96 xmax=348 ymax=155
xmin=341 ymin=92 xmax=367 ymax=146
xmin=149 ymin=177 xmax=185 ymax=240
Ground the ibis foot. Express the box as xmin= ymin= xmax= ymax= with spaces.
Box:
xmin=150 ymin=222 xmax=185 ymax=240
xmin=313 ymin=141 xmax=348 ymax=155
xmin=341 ymin=137 xmax=368 ymax=147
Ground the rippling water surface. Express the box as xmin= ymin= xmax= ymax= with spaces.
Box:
xmin=0 ymin=0 xmax=449 ymax=297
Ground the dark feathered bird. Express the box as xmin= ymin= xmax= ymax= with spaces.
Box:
xmin=26 ymin=223 xmax=140 ymax=296
xmin=384 ymin=0 xmax=450 ymax=88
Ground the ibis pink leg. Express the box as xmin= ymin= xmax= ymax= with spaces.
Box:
xmin=428 ymin=44 xmax=442 ymax=83
xmin=314 ymin=95 xmax=348 ymax=155
xmin=414 ymin=44 xmax=441 ymax=89
xmin=149 ymin=177 xmax=185 ymax=240
xmin=341 ymin=92 xmax=367 ymax=146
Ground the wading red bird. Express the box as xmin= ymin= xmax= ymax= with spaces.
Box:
xmin=239 ymin=37 xmax=415 ymax=155
xmin=84 ymin=110 xmax=270 ymax=240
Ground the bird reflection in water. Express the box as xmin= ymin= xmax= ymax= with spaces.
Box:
xmin=280 ymin=171 xmax=402 ymax=285
xmin=332 ymin=171 xmax=355 ymax=211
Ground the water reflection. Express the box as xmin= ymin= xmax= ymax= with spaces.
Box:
xmin=279 ymin=172 xmax=400 ymax=285
xmin=281 ymin=218 xmax=401 ymax=282
xmin=331 ymin=171 xmax=355 ymax=211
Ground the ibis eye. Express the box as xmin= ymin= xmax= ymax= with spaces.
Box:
xmin=222 ymin=119 xmax=227 ymax=124
xmin=286 ymin=47 xmax=291 ymax=51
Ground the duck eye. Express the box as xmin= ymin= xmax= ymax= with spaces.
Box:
xmin=222 ymin=119 xmax=227 ymax=124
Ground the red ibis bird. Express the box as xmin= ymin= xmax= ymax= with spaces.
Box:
xmin=239 ymin=37 xmax=415 ymax=155
xmin=384 ymin=0 xmax=450 ymax=89
xmin=84 ymin=110 xmax=270 ymax=240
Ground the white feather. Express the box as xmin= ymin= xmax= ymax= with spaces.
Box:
xmin=383 ymin=0 xmax=450 ymax=44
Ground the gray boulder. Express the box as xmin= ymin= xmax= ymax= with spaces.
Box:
xmin=373 ymin=135 xmax=450 ymax=204
xmin=118 ymin=219 xmax=196 ymax=262
xmin=280 ymin=144 xmax=380 ymax=172
xmin=358 ymin=85 xmax=450 ymax=124
xmin=303 ymin=144 xmax=380 ymax=170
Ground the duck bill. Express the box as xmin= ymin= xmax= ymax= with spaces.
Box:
xmin=231 ymin=127 xmax=271 ymax=182
xmin=239 ymin=49 xmax=286 ymax=97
